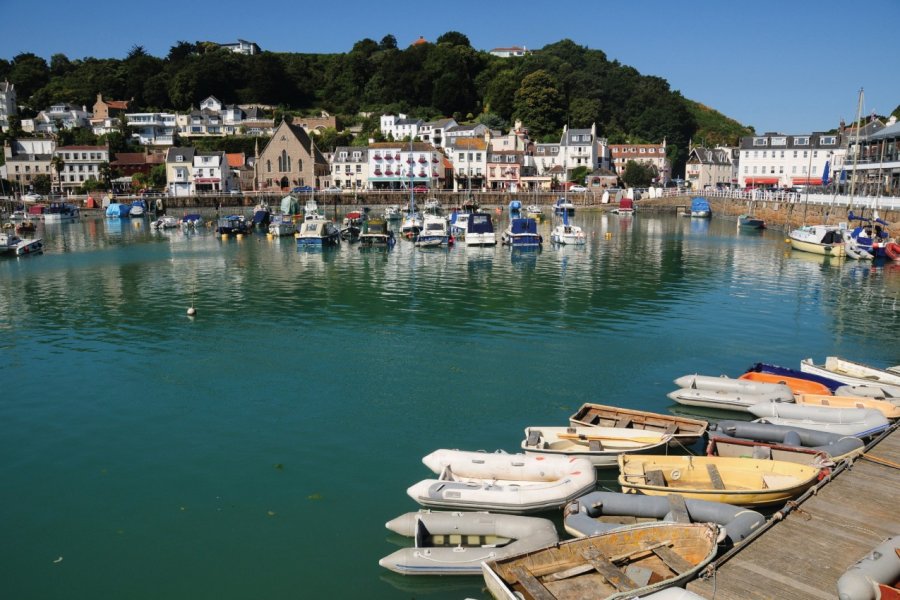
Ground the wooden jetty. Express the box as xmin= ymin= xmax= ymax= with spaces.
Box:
xmin=687 ymin=422 xmax=900 ymax=599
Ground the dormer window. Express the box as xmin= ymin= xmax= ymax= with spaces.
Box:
xmin=753 ymin=138 xmax=768 ymax=147
xmin=794 ymin=137 xmax=809 ymax=146
xmin=175 ymin=155 xmax=184 ymax=161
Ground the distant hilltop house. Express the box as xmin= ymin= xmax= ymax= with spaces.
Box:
xmin=489 ymin=46 xmax=528 ymax=58
xmin=0 ymin=80 xmax=16 ymax=132
xmin=216 ymin=39 xmax=261 ymax=55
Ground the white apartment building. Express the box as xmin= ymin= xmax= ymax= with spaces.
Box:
xmin=54 ymin=145 xmax=109 ymax=193
xmin=165 ymin=147 xmax=195 ymax=197
xmin=0 ymin=80 xmax=16 ymax=132
xmin=330 ymin=146 xmax=369 ymax=190
xmin=191 ymin=151 xmax=234 ymax=193
xmin=367 ymin=141 xmax=440 ymax=190
xmin=2 ymin=139 xmax=55 ymax=191
xmin=445 ymin=137 xmax=488 ymax=191
xmin=609 ymin=142 xmax=670 ymax=183
xmin=418 ymin=118 xmax=457 ymax=148
xmin=22 ymin=103 xmax=92 ymax=134
xmin=562 ymin=124 xmax=599 ymax=172
xmin=738 ymin=132 xmax=845 ymax=188
xmin=686 ymin=146 xmax=735 ymax=189
xmin=127 ymin=112 xmax=177 ymax=145
xmin=380 ymin=114 xmax=424 ymax=141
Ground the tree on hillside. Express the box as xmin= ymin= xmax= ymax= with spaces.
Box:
xmin=512 ymin=70 xmax=564 ymax=139
xmin=8 ymin=53 xmax=50 ymax=103
xmin=622 ymin=160 xmax=655 ymax=187
xmin=436 ymin=31 xmax=470 ymax=47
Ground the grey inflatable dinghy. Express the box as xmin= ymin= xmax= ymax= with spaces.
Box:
xmin=380 ymin=510 xmax=559 ymax=575
xmin=669 ymin=374 xmax=794 ymax=412
xmin=709 ymin=420 xmax=864 ymax=462
xmin=836 ymin=535 xmax=900 ymax=600
xmin=563 ymin=490 xmax=764 ymax=547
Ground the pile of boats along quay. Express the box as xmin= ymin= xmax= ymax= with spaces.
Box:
xmin=378 ymin=355 xmax=900 ymax=600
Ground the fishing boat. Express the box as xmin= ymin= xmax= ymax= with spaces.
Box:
xmin=745 ymin=362 xmax=844 ymax=392
xmin=465 ymin=213 xmax=497 ymax=246
xmin=359 ymin=218 xmax=395 ymax=248
xmin=749 ymin=403 xmax=890 ymax=438
xmin=525 ymin=205 xmax=544 ymax=222
xmin=340 ymin=211 xmax=364 ymax=242
xmin=383 ymin=204 xmax=401 ymax=220
xmin=521 ymin=426 xmax=672 ymax=468
xmin=303 ymin=198 xmax=324 ymax=221
xmin=564 ymin=491 xmax=764 ymax=547
xmin=129 ymin=200 xmax=146 ymax=217
xmin=268 ymin=214 xmax=297 ymax=237
xmin=738 ymin=214 xmax=765 ymax=229
xmin=795 ymin=393 xmax=900 ymax=420
xmin=618 ymin=454 xmax=824 ymax=507
xmin=448 ymin=211 xmax=470 ymax=239
xmin=550 ymin=209 xmax=586 ymax=245
xmin=708 ymin=420 xmax=864 ymax=463
xmin=296 ymin=218 xmax=341 ymax=247
xmin=738 ymin=371 xmax=832 ymax=396
xmin=689 ymin=197 xmax=711 ymax=218
xmin=800 ymin=357 xmax=900 ymax=392
xmin=151 ymin=215 xmax=179 ymax=229
xmin=180 ymin=214 xmax=203 ymax=230
xmin=379 ymin=511 xmax=559 ymax=576
xmin=215 ymin=215 xmax=251 ymax=235
xmin=482 ymin=521 xmax=721 ymax=600
xmin=406 ymin=449 xmax=596 ymax=514
xmin=415 ymin=214 xmax=451 ymax=247
xmin=788 ymin=225 xmax=847 ymax=257
xmin=501 ymin=217 xmax=542 ymax=248
xmin=668 ymin=374 xmax=794 ymax=412
xmin=568 ymin=404 xmax=708 ymax=448
xmin=251 ymin=201 xmax=271 ymax=230
xmin=0 ymin=231 xmax=44 ymax=256
xmin=837 ymin=535 xmax=900 ymax=600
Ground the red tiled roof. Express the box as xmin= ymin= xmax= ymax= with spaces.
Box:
xmin=57 ymin=145 xmax=108 ymax=150
xmin=106 ymin=100 xmax=129 ymax=109
xmin=226 ymin=152 xmax=245 ymax=168
xmin=111 ymin=153 xmax=147 ymax=165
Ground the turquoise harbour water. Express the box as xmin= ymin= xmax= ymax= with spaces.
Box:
xmin=2 ymin=210 xmax=899 ymax=599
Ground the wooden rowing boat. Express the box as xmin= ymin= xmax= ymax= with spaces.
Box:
xmin=618 ymin=454 xmax=824 ymax=507
xmin=568 ymin=404 xmax=708 ymax=447
xmin=481 ymin=521 xmax=720 ymax=600
xmin=521 ymin=426 xmax=672 ymax=467
xmin=795 ymin=393 xmax=900 ymax=420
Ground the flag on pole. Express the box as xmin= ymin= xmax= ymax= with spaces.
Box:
xmin=822 ymin=160 xmax=830 ymax=186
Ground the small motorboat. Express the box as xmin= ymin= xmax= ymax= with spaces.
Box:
xmin=296 ymin=218 xmax=341 ymax=247
xmin=415 ymin=214 xmax=451 ymax=247
xmin=105 ymin=202 xmax=131 ymax=218
xmin=464 ymin=213 xmax=497 ymax=246
xmin=303 ymin=198 xmax=324 ymax=221
xmin=612 ymin=198 xmax=635 ymax=215
xmin=549 ymin=209 xmax=586 ymax=245
xmin=501 ymin=217 xmax=542 ymax=248
xmin=618 ymin=454 xmax=825 ymax=507
xmin=383 ymin=204 xmax=401 ymax=220
xmin=749 ymin=403 xmax=890 ymax=438
xmin=553 ymin=197 xmax=575 ymax=216
xmin=800 ymin=357 xmax=900 ymax=395
xmin=668 ymin=374 xmax=794 ymax=412
xmin=837 ymin=535 xmax=900 ymax=600
xmin=738 ymin=371 xmax=832 ymax=396
xmin=745 ymin=362 xmax=844 ymax=392
xmin=43 ymin=202 xmax=80 ymax=222
xmin=268 ymin=214 xmax=297 ymax=237
xmin=379 ymin=510 xmax=559 ymax=576
xmin=738 ymin=214 xmax=765 ymax=229
xmin=252 ymin=201 xmax=271 ymax=230
xmin=708 ymin=419 xmax=864 ymax=463
xmin=569 ymin=403 xmax=708 ymax=448
xmin=482 ymin=522 xmax=720 ymax=600
xmin=690 ymin=197 xmax=711 ymax=218
xmin=406 ymin=449 xmax=596 ymax=514
xmin=129 ymin=201 xmax=146 ymax=217
xmin=215 ymin=215 xmax=251 ymax=236
xmin=423 ymin=198 xmax=442 ymax=214
xmin=448 ymin=211 xmax=469 ymax=239
xmin=1 ymin=231 xmax=44 ymax=256
xmin=521 ymin=426 xmax=672 ymax=467
xmin=180 ymin=214 xmax=204 ymax=230
xmin=151 ymin=216 xmax=179 ymax=229
xmin=795 ymin=393 xmax=900 ymax=420
xmin=563 ymin=490 xmax=764 ymax=547
xmin=525 ymin=205 xmax=543 ymax=222
xmin=788 ymin=225 xmax=846 ymax=257
xmin=359 ymin=218 xmax=395 ymax=248
xmin=340 ymin=211 xmax=364 ymax=242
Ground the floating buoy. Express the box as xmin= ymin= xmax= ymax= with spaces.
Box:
xmin=221 ymin=233 xmax=228 ymax=240
xmin=605 ymin=232 xmax=612 ymax=240
xmin=266 ymin=232 xmax=274 ymax=240
xmin=187 ymin=306 xmax=196 ymax=317
xmin=236 ymin=233 xmax=243 ymax=240
xmin=53 ymin=556 xmax=63 ymax=564
xmin=784 ymin=238 xmax=790 ymax=243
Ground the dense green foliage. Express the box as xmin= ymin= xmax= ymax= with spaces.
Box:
xmin=0 ymin=35 xmax=761 ymax=173
xmin=684 ymin=100 xmax=754 ymax=146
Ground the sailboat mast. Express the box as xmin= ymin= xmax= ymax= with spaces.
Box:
xmin=847 ymin=88 xmax=864 ymax=213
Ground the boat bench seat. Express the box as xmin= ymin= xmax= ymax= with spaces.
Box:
xmin=706 ymin=464 xmax=726 ymax=490
xmin=645 ymin=469 xmax=667 ymax=487
xmin=761 ymin=474 xmax=799 ymax=489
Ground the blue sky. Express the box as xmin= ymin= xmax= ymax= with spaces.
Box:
xmin=2 ymin=0 xmax=898 ymax=136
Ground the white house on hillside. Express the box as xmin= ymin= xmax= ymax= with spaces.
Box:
xmin=380 ymin=113 xmax=424 ymax=141
xmin=191 ymin=151 xmax=234 ymax=193
xmin=0 ymin=80 xmax=16 ymax=132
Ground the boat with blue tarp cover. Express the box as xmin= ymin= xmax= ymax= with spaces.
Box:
xmin=745 ymin=362 xmax=844 ymax=392
xmin=105 ymin=203 xmax=131 ymax=218
xmin=846 ymin=211 xmax=891 ymax=257
xmin=501 ymin=217 xmax=542 ymax=248
xmin=508 ymin=200 xmax=522 ymax=217
xmin=465 ymin=213 xmax=497 ymax=246
xmin=690 ymin=197 xmax=711 ymax=218
xmin=215 ymin=215 xmax=252 ymax=235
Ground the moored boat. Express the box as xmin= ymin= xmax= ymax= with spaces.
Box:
xmin=618 ymin=454 xmax=825 ymax=507
xmin=553 ymin=197 xmax=575 ymax=216
xmin=738 ymin=370 xmax=832 ymax=396
xmin=151 ymin=215 xmax=179 ymax=229
xmin=296 ymin=218 xmax=341 ymax=247
xmin=836 ymin=535 xmax=900 ymax=600
xmin=569 ymin=403 xmax=708 ymax=448
xmin=745 ymin=362 xmax=844 ymax=393
xmin=340 ymin=210 xmax=364 ymax=242
xmin=42 ymin=202 xmax=80 ymax=222
xmin=549 ymin=210 xmax=586 ymax=245
xmin=465 ymin=213 xmax=497 ymax=246
xmin=668 ymin=374 xmax=794 ymax=412
xmin=525 ymin=205 xmax=543 ymax=222
xmin=359 ymin=218 xmax=395 ymax=248
xmin=612 ymin=198 xmax=635 ymax=215
xmin=406 ymin=449 xmax=596 ymax=514
xmin=482 ymin=521 xmax=721 ymax=600
xmin=268 ymin=214 xmax=297 ymax=237
xmin=379 ymin=510 xmax=559 ymax=576
xmin=501 ymin=217 xmax=542 ymax=248
xmin=415 ymin=214 xmax=451 ymax=247
xmin=215 ymin=215 xmax=251 ymax=235
xmin=738 ymin=214 xmax=765 ymax=229
xmin=708 ymin=419 xmax=864 ymax=463
xmin=180 ymin=214 xmax=203 ymax=230
xmin=521 ymin=426 xmax=672 ymax=467
xmin=788 ymin=225 xmax=847 ymax=257
xmin=795 ymin=393 xmax=900 ymax=420
xmin=749 ymin=403 xmax=890 ymax=438
xmin=448 ymin=211 xmax=470 ymax=239
xmin=1 ymin=231 xmax=44 ymax=256
xmin=690 ymin=197 xmax=711 ymax=218
xmin=800 ymin=356 xmax=900 ymax=392
xmin=563 ymin=490 xmax=765 ymax=547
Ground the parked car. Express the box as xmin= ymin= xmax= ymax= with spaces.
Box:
xmin=569 ymin=185 xmax=588 ymax=192
xmin=22 ymin=193 xmax=43 ymax=202
xmin=292 ymin=186 xmax=314 ymax=193
xmin=323 ymin=186 xmax=343 ymax=194
xmin=413 ymin=186 xmax=429 ymax=193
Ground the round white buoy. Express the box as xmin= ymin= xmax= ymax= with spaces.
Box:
xmin=187 ymin=306 xmax=196 ymax=317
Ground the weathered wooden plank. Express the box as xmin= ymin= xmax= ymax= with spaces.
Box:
xmin=509 ymin=566 xmax=557 ymax=600
xmin=653 ymin=546 xmax=694 ymax=575
xmin=666 ymin=494 xmax=691 ymax=523
xmin=582 ymin=550 xmax=639 ymax=592
xmin=646 ymin=469 xmax=666 ymax=487
xmin=706 ymin=463 xmax=726 ymax=489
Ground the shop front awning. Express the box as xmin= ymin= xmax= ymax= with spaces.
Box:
xmin=744 ymin=177 xmax=779 ymax=185
xmin=195 ymin=178 xmax=221 ymax=183
xmin=791 ymin=177 xmax=822 ymax=185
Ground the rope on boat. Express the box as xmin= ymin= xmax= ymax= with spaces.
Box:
xmin=860 ymin=452 xmax=900 ymax=470
xmin=413 ymin=550 xmax=495 ymax=564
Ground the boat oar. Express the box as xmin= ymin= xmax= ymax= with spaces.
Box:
xmin=558 ymin=432 xmax=665 ymax=445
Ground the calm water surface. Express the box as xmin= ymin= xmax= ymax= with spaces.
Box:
xmin=2 ymin=210 xmax=899 ymax=599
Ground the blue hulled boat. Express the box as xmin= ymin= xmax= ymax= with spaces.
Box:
xmin=502 ymin=217 xmax=542 ymax=248
xmin=690 ymin=197 xmax=711 ymax=218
